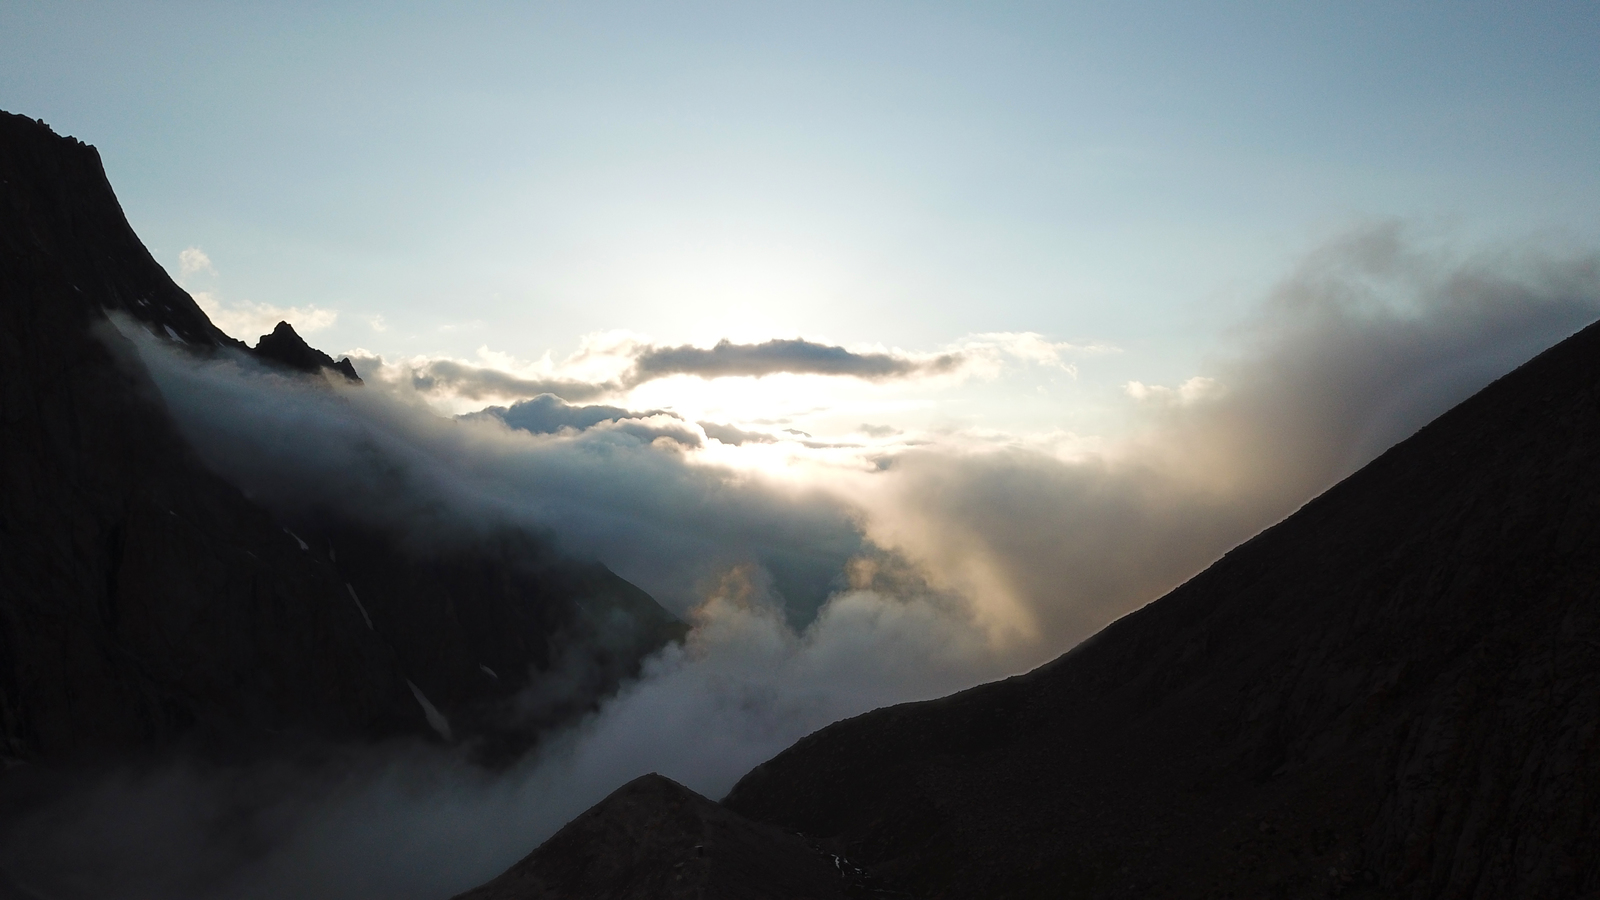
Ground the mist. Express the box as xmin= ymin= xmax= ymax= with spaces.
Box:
xmin=3 ymin=227 xmax=1596 ymax=900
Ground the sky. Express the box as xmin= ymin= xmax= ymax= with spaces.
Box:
xmin=4 ymin=1 xmax=1599 ymax=439
xmin=5 ymin=5 xmax=1600 ymax=897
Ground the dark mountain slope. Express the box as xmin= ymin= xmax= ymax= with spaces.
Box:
xmin=452 ymin=773 xmax=851 ymax=900
xmin=0 ymin=111 xmax=681 ymax=761
xmin=290 ymin=518 xmax=687 ymax=761
xmin=723 ymin=319 xmax=1600 ymax=898
xmin=254 ymin=319 xmax=362 ymax=381
xmin=0 ymin=112 xmax=423 ymax=758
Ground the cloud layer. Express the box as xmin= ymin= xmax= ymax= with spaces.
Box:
xmin=388 ymin=331 xmax=1086 ymax=408
xmin=6 ymin=226 xmax=1597 ymax=900
xmin=628 ymin=337 xmax=963 ymax=383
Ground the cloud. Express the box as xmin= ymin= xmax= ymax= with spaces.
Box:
xmin=0 ymin=576 xmax=995 ymax=900
xmin=178 ymin=246 xmax=215 ymax=279
xmin=173 ymin=247 xmax=336 ymax=342
xmin=105 ymin=328 xmax=862 ymax=623
xmin=697 ymin=421 xmax=778 ymax=445
xmin=1125 ymin=375 xmax=1220 ymax=406
xmin=626 ymin=338 xmax=965 ymax=384
xmin=853 ymin=223 xmax=1600 ymax=651
xmin=463 ymin=394 xmax=670 ymax=434
xmin=13 ymin=224 xmax=1596 ymax=900
xmin=189 ymin=294 xmax=338 ymax=343
xmin=393 ymin=331 xmax=1102 ymax=408
xmin=404 ymin=358 xmax=618 ymax=403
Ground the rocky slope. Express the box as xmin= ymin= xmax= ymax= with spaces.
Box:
xmin=0 ymin=110 xmax=680 ymax=762
xmin=720 ymin=318 xmax=1600 ymax=898
xmin=461 ymin=316 xmax=1600 ymax=898
xmin=452 ymin=774 xmax=852 ymax=900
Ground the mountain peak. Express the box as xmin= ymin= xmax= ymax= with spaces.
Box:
xmin=451 ymin=773 xmax=851 ymax=900
xmin=254 ymin=320 xmax=362 ymax=383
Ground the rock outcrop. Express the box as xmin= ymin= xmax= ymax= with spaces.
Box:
xmin=253 ymin=319 xmax=361 ymax=382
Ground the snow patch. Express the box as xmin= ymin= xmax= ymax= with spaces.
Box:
xmin=284 ymin=529 xmax=309 ymax=551
xmin=406 ymin=680 xmax=453 ymax=741
xmin=345 ymin=584 xmax=374 ymax=630
xmin=478 ymin=665 xmax=498 ymax=680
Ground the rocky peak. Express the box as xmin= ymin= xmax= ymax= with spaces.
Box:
xmin=254 ymin=320 xmax=362 ymax=383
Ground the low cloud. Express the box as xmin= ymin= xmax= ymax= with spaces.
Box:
xmin=404 ymin=359 xmax=619 ymax=404
xmin=463 ymin=397 xmax=775 ymax=451
xmin=12 ymin=224 xmax=1596 ymax=900
xmin=466 ymin=395 xmax=669 ymax=435
xmin=855 ymin=224 xmax=1600 ymax=651
xmin=106 ymin=329 xmax=862 ymax=623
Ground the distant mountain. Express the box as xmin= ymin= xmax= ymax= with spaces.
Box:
xmin=461 ymin=313 xmax=1600 ymax=895
xmin=0 ymin=110 xmax=682 ymax=763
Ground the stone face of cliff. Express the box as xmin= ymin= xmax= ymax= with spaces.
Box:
xmin=718 ymin=317 xmax=1600 ymax=898
xmin=0 ymin=111 xmax=682 ymax=762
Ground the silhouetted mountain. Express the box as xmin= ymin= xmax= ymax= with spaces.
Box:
xmin=253 ymin=319 xmax=362 ymax=382
xmin=451 ymin=774 xmax=853 ymax=900
xmin=0 ymin=110 xmax=682 ymax=763
xmin=465 ymin=317 xmax=1600 ymax=896
xmin=722 ymin=319 xmax=1600 ymax=897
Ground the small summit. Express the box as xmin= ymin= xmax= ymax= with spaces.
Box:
xmin=254 ymin=321 xmax=362 ymax=383
xmin=451 ymin=773 xmax=851 ymax=900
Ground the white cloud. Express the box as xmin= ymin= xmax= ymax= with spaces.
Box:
xmin=178 ymin=246 xmax=215 ymax=279
xmin=173 ymin=246 xmax=337 ymax=343
xmin=192 ymin=292 xmax=338 ymax=342
xmin=1124 ymin=375 xmax=1221 ymax=405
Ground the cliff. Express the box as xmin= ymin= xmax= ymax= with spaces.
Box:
xmin=0 ymin=111 xmax=681 ymax=763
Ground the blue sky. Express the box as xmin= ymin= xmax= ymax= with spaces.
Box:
xmin=4 ymin=1 xmax=1599 ymax=431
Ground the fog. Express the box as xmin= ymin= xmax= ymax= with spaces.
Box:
xmin=2 ymin=227 xmax=1595 ymax=899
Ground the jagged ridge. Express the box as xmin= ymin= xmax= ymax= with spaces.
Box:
xmin=0 ymin=110 xmax=683 ymax=762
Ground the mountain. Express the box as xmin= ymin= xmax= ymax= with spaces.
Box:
xmin=0 ymin=110 xmax=682 ymax=763
xmin=253 ymin=319 xmax=363 ymax=382
xmin=721 ymin=318 xmax=1600 ymax=897
xmin=451 ymin=774 xmax=854 ymax=900
xmin=458 ymin=316 xmax=1600 ymax=896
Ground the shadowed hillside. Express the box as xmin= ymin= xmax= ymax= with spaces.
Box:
xmin=721 ymin=316 xmax=1600 ymax=897
xmin=0 ymin=110 xmax=682 ymax=763
xmin=453 ymin=314 xmax=1600 ymax=898
xmin=452 ymin=774 xmax=854 ymax=900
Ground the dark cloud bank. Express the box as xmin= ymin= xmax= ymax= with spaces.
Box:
xmin=3 ymin=226 xmax=1597 ymax=900
xmin=630 ymin=337 xmax=962 ymax=382
xmin=405 ymin=337 xmax=965 ymax=405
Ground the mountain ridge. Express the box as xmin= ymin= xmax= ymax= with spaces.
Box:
xmin=0 ymin=109 xmax=682 ymax=764
xmin=719 ymin=315 xmax=1600 ymax=897
xmin=448 ymin=313 xmax=1600 ymax=898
